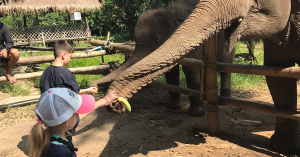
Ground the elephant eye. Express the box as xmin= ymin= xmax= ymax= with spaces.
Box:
xmin=155 ymin=39 xmax=161 ymax=46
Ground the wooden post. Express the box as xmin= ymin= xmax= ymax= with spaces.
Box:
xmin=41 ymin=32 xmax=45 ymax=46
xmin=106 ymin=31 xmax=110 ymax=41
xmin=205 ymin=35 xmax=219 ymax=134
xmin=23 ymin=14 xmax=27 ymax=28
xmin=68 ymin=13 xmax=71 ymax=24
xmin=200 ymin=51 xmax=205 ymax=101
xmin=28 ymin=40 xmax=34 ymax=56
xmin=35 ymin=11 xmax=39 ymax=26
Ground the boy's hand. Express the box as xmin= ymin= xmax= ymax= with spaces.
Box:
xmin=87 ymin=87 xmax=98 ymax=95
xmin=105 ymin=90 xmax=118 ymax=104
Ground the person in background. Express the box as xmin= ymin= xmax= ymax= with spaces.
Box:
xmin=0 ymin=12 xmax=20 ymax=84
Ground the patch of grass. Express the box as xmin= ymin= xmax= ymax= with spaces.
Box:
xmin=0 ymin=82 xmax=30 ymax=96
xmin=0 ymin=69 xmax=31 ymax=96
xmin=229 ymin=42 xmax=267 ymax=91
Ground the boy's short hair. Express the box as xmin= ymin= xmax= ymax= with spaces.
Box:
xmin=53 ymin=40 xmax=74 ymax=58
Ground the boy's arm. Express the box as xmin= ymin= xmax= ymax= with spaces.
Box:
xmin=79 ymin=87 xmax=97 ymax=95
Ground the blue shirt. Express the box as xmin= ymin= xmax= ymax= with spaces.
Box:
xmin=40 ymin=65 xmax=80 ymax=94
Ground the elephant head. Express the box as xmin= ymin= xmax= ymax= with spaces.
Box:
xmin=107 ymin=0 xmax=300 ymax=155
xmin=91 ymin=0 xmax=199 ymax=87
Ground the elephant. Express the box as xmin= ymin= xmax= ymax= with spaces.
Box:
xmin=91 ymin=0 xmax=235 ymax=116
xmin=105 ymin=0 xmax=300 ymax=155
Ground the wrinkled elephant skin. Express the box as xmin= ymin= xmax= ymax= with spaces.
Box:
xmin=109 ymin=0 xmax=300 ymax=155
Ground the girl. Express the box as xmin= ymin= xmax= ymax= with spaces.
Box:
xmin=29 ymin=88 xmax=118 ymax=157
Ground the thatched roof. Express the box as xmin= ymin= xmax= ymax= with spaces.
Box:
xmin=0 ymin=0 xmax=104 ymax=14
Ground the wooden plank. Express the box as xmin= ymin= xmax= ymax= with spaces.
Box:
xmin=0 ymin=95 xmax=40 ymax=110
xmin=14 ymin=46 xmax=96 ymax=51
xmin=0 ymin=50 xmax=106 ymax=67
xmin=90 ymin=39 xmax=134 ymax=54
xmin=0 ymin=65 xmax=110 ymax=82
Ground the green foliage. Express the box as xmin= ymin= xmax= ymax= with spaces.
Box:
xmin=0 ymin=0 xmax=179 ymax=39
xmin=0 ymin=12 xmax=70 ymax=29
xmin=222 ymin=42 xmax=266 ymax=91
xmin=87 ymin=0 xmax=177 ymax=39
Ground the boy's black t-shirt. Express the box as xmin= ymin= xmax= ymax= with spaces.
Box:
xmin=40 ymin=65 xmax=80 ymax=94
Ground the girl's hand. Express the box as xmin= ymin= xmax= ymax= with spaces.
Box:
xmin=104 ymin=90 xmax=118 ymax=104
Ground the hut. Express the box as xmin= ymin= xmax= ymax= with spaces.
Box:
xmin=0 ymin=0 xmax=104 ymax=45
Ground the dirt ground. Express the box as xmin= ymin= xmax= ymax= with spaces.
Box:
xmin=0 ymin=83 xmax=299 ymax=157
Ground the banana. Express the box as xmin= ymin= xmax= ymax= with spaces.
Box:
xmin=118 ymin=97 xmax=131 ymax=112
xmin=92 ymin=87 xmax=98 ymax=93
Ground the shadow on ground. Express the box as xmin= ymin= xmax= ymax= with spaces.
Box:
xmin=73 ymin=87 xmax=284 ymax=157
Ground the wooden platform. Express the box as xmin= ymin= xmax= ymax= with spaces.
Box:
xmin=0 ymin=95 xmax=40 ymax=111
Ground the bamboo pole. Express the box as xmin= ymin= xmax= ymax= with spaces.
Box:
xmin=149 ymin=82 xmax=300 ymax=121
xmin=149 ymin=82 xmax=206 ymax=98
xmin=90 ymin=39 xmax=134 ymax=54
xmin=0 ymin=65 xmax=110 ymax=82
xmin=218 ymin=96 xmax=300 ymax=121
xmin=106 ymin=31 xmax=110 ymax=41
xmin=217 ymin=63 xmax=300 ymax=78
xmin=205 ymin=36 xmax=219 ymax=134
xmin=179 ymin=58 xmax=300 ymax=79
xmin=0 ymin=50 xmax=106 ymax=67
xmin=15 ymin=46 xmax=98 ymax=51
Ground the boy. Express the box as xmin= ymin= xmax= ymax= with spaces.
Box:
xmin=40 ymin=40 xmax=96 ymax=95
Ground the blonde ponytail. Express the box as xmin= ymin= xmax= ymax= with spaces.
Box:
xmin=29 ymin=120 xmax=50 ymax=157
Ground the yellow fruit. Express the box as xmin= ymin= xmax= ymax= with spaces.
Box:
xmin=118 ymin=97 xmax=131 ymax=112
xmin=93 ymin=87 xmax=98 ymax=92
xmin=238 ymin=18 xmax=243 ymax=22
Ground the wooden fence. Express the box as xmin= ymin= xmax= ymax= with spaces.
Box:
xmin=11 ymin=23 xmax=91 ymax=45
xmin=3 ymin=38 xmax=300 ymax=132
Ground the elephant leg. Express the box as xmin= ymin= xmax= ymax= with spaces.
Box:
xmin=165 ymin=64 xmax=181 ymax=110
xmin=267 ymin=76 xmax=300 ymax=155
xmin=182 ymin=65 xmax=206 ymax=117
xmin=217 ymin=30 xmax=234 ymax=98
xmin=182 ymin=45 xmax=206 ymax=117
xmin=264 ymin=40 xmax=300 ymax=155
xmin=220 ymin=72 xmax=231 ymax=97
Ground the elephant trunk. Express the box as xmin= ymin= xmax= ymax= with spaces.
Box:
xmin=90 ymin=50 xmax=150 ymax=87
xmin=109 ymin=0 xmax=246 ymax=98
